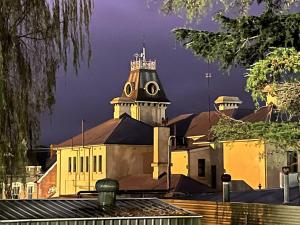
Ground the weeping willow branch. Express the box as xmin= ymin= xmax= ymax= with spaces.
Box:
xmin=0 ymin=0 xmax=93 ymax=197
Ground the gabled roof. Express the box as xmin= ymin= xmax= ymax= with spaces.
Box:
xmin=119 ymin=174 xmax=214 ymax=194
xmin=55 ymin=114 xmax=153 ymax=148
xmin=241 ymin=104 xmax=299 ymax=122
xmin=120 ymin=69 xmax=170 ymax=102
xmin=168 ymin=108 xmax=254 ymax=138
xmin=241 ymin=105 xmax=274 ymax=122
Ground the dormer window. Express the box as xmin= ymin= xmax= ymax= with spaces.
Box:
xmin=145 ymin=81 xmax=159 ymax=96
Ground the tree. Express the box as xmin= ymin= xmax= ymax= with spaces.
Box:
xmin=161 ymin=0 xmax=299 ymax=21
xmin=0 ymin=0 xmax=93 ymax=198
xmin=159 ymin=0 xmax=300 ymax=151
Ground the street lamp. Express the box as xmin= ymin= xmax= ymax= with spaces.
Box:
xmin=282 ymin=166 xmax=290 ymax=204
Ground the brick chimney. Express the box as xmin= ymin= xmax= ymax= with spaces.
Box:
xmin=214 ymin=96 xmax=242 ymax=110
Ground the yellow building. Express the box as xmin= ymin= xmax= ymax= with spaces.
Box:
xmin=52 ymin=47 xmax=215 ymax=197
xmin=54 ymin=48 xmax=171 ymax=196
xmin=169 ymin=97 xmax=299 ymax=191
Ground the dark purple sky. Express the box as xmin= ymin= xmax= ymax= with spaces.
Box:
xmin=40 ymin=0 xmax=256 ymax=146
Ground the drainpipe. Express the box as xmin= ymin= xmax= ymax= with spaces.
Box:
xmin=297 ymin=173 xmax=300 ymax=205
xmin=282 ymin=166 xmax=290 ymax=204
xmin=167 ymin=135 xmax=176 ymax=191
xmin=221 ymin=174 xmax=231 ymax=202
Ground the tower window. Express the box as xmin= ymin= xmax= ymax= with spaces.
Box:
xmin=124 ymin=82 xmax=133 ymax=96
xmin=145 ymin=81 xmax=159 ymax=96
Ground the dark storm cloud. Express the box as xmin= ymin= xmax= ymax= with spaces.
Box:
xmin=40 ymin=0 xmax=254 ymax=145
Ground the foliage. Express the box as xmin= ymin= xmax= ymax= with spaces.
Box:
xmin=160 ymin=0 xmax=299 ymax=21
xmin=211 ymin=116 xmax=300 ymax=150
xmin=0 ymin=0 xmax=92 ymax=197
xmin=173 ymin=12 xmax=300 ymax=69
xmin=246 ymin=47 xmax=300 ymax=116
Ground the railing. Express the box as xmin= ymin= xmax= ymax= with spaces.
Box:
xmin=130 ymin=60 xmax=156 ymax=71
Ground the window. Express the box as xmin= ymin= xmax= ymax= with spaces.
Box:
xmin=99 ymin=155 xmax=102 ymax=173
xmin=68 ymin=157 xmax=72 ymax=172
xmin=73 ymin=157 xmax=76 ymax=172
xmin=198 ymin=159 xmax=205 ymax=177
xmin=27 ymin=185 xmax=33 ymax=199
xmin=12 ymin=183 xmax=22 ymax=199
xmin=93 ymin=156 xmax=97 ymax=172
xmin=86 ymin=156 xmax=89 ymax=172
xmin=287 ymin=151 xmax=298 ymax=173
xmin=80 ymin=157 xmax=84 ymax=172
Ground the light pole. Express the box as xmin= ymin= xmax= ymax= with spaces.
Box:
xmin=282 ymin=166 xmax=290 ymax=204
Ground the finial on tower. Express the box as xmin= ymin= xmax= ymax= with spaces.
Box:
xmin=142 ymin=37 xmax=146 ymax=61
xmin=130 ymin=43 xmax=156 ymax=71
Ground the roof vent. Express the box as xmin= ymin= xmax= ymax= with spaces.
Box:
xmin=95 ymin=179 xmax=119 ymax=208
xmin=214 ymin=96 xmax=242 ymax=110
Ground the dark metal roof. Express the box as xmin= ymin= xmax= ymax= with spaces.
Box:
xmin=119 ymin=174 xmax=214 ymax=194
xmin=121 ymin=69 xmax=170 ymax=102
xmin=168 ymin=108 xmax=254 ymax=139
xmin=55 ymin=114 xmax=153 ymax=147
xmin=0 ymin=198 xmax=196 ymax=222
xmin=180 ymin=186 xmax=300 ymax=206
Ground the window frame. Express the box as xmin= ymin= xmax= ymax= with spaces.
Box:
xmin=93 ymin=156 xmax=97 ymax=172
xmin=80 ymin=156 xmax=84 ymax=173
xmin=198 ymin=159 xmax=205 ymax=177
xmin=98 ymin=155 xmax=102 ymax=173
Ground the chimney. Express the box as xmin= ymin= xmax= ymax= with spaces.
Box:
xmin=152 ymin=127 xmax=170 ymax=180
xmin=95 ymin=178 xmax=119 ymax=208
xmin=221 ymin=174 xmax=231 ymax=202
xmin=214 ymin=96 xmax=242 ymax=111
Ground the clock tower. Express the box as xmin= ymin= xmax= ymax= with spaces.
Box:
xmin=111 ymin=47 xmax=170 ymax=126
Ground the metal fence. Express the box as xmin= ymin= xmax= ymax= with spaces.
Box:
xmin=165 ymin=199 xmax=300 ymax=225
xmin=2 ymin=217 xmax=202 ymax=225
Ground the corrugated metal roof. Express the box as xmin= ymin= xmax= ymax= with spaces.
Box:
xmin=0 ymin=198 xmax=196 ymax=222
xmin=55 ymin=114 xmax=153 ymax=148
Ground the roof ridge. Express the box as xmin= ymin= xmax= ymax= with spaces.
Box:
xmin=103 ymin=117 xmax=125 ymax=144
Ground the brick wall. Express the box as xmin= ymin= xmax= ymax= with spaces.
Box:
xmin=37 ymin=163 xmax=57 ymax=198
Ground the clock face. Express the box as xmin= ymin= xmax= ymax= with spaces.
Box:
xmin=145 ymin=81 xmax=159 ymax=96
xmin=124 ymin=82 xmax=132 ymax=96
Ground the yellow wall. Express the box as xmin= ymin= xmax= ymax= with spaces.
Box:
xmin=57 ymin=145 xmax=107 ymax=196
xmin=223 ymin=140 xmax=266 ymax=189
xmin=106 ymin=145 xmax=153 ymax=179
xmin=171 ymin=151 xmax=188 ymax=176
xmin=113 ymin=104 xmax=131 ymax=119
xmin=152 ymin=127 xmax=170 ymax=179
xmin=56 ymin=144 xmax=153 ymax=196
